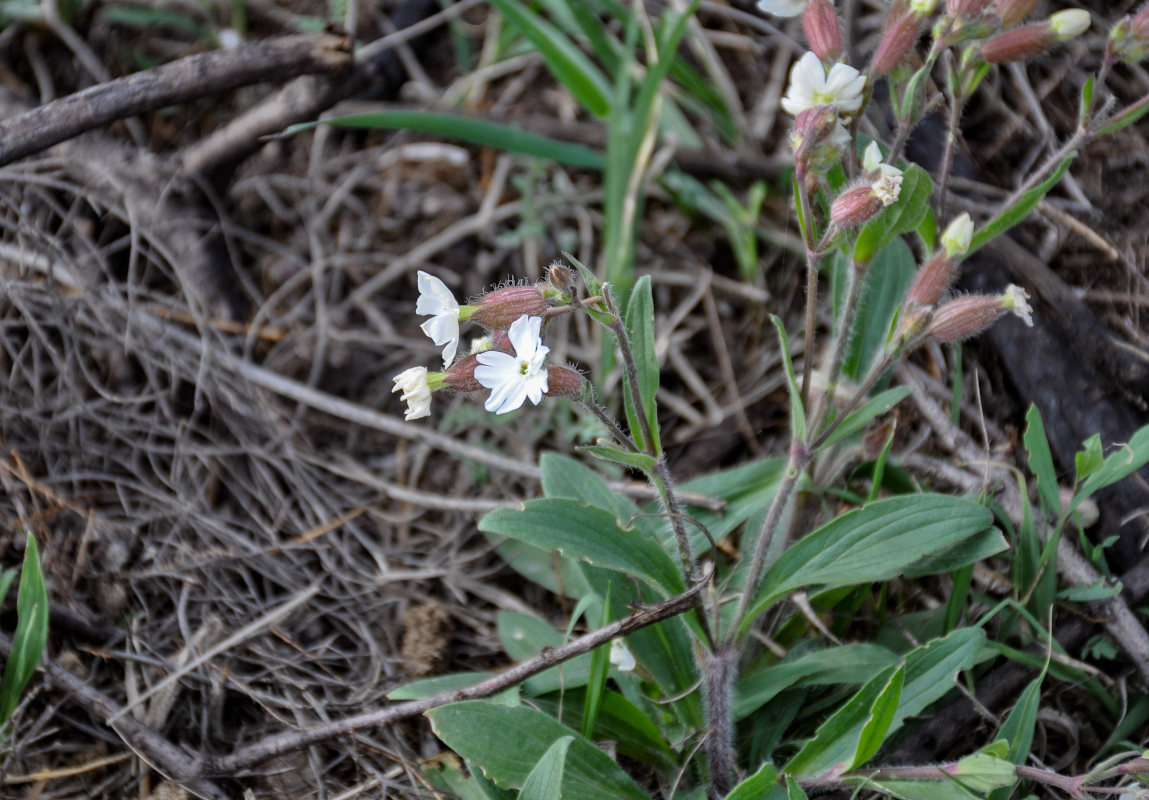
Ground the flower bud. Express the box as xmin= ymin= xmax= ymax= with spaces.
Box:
xmin=1049 ymin=9 xmax=1090 ymax=41
xmin=546 ymin=262 xmax=574 ymax=294
xmin=905 ymin=251 xmax=957 ymax=308
xmin=1109 ymin=5 xmax=1149 ymax=63
xmin=927 ymin=284 xmax=1033 ymax=341
xmin=871 ymin=10 xmax=922 ymax=75
xmin=543 ymin=365 xmax=584 ymax=398
xmin=830 ymin=173 xmax=902 ymax=227
xmin=831 ymin=185 xmax=885 ymax=228
xmin=910 ymin=0 xmax=937 ymax=13
xmin=982 ymin=21 xmax=1055 ymax=62
xmin=443 ymin=354 xmax=484 ymax=392
xmin=946 ymin=0 xmax=991 ymax=17
xmin=940 ymin=212 xmax=973 ymax=257
xmin=791 ymin=105 xmax=850 ymax=178
xmin=803 ymin=0 xmax=844 ymax=61
xmin=994 ymin=0 xmax=1037 ymax=26
xmin=469 ymin=285 xmax=547 ymax=330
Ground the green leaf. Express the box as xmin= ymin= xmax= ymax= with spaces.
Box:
xmin=951 ymin=752 xmax=1018 ymax=793
xmin=1058 ymin=579 xmax=1123 ymax=602
xmin=520 ymin=736 xmax=573 ymax=800
xmin=1064 ymin=424 xmax=1149 ymax=521
xmin=853 ymin=165 xmax=933 ymax=265
xmin=786 ymin=776 xmax=809 ymax=800
xmin=582 ymin=588 xmax=612 ymax=738
xmin=852 ymin=666 xmax=905 ymax=769
xmin=622 ymin=275 xmax=661 ymax=455
xmin=968 ymin=154 xmax=1076 ymax=255
xmin=772 ymin=315 xmax=806 ymax=443
xmin=1096 ymin=94 xmax=1149 ymax=137
xmin=679 ymin=457 xmax=785 ymax=543
xmin=1074 ymin=434 xmax=1104 ymax=481
xmin=842 ymin=237 xmax=916 ymax=379
xmin=820 ymin=386 xmax=912 ymax=448
xmin=301 ymin=110 xmax=605 ymax=169
xmin=901 ymin=526 xmax=1008 ymax=579
xmin=480 ymin=499 xmax=684 ymax=597
xmin=424 ymin=756 xmax=514 ymax=800
xmin=742 ymin=496 xmax=995 ymax=633
xmin=0 ymin=569 xmax=14 ymax=609
xmin=727 ymin=762 xmax=783 ymax=800
xmin=389 ymin=671 xmax=516 ymax=704
xmin=579 ymin=444 xmax=658 ymax=473
xmin=497 ymin=612 xmax=593 ymax=695
xmin=0 ymin=533 xmax=48 ymax=727
xmin=427 ymin=701 xmax=651 ymax=799
xmin=988 ymin=677 xmax=1041 ymax=800
xmin=533 ymin=689 xmax=675 ymax=770
xmin=735 ymin=643 xmax=899 ymax=720
xmin=1023 ymin=405 xmax=1062 ymax=517
xmin=785 ymin=629 xmax=986 ymax=778
xmin=489 ymin=0 xmax=612 ymax=117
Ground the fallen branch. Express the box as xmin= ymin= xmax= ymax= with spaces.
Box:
xmin=0 ymin=34 xmax=353 ymax=168
xmin=205 ymin=575 xmax=708 ymax=775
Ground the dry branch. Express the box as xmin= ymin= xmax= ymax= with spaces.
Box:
xmin=205 ymin=577 xmax=707 ymax=775
xmin=0 ymin=34 xmax=353 ymax=168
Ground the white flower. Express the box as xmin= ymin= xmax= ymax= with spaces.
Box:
xmin=609 ymin=638 xmax=636 ymax=672
xmin=756 ymin=0 xmax=807 ymax=17
xmin=474 ymin=315 xmax=550 ymax=414
xmin=782 ymin=52 xmax=867 ymax=117
xmin=861 ymin=141 xmax=903 ymax=181
xmin=1002 ymin=284 xmax=1034 ymax=327
xmin=392 ymin=367 xmax=432 ymax=421
xmin=416 ymin=271 xmax=461 ymax=367
xmin=873 ymin=173 xmax=903 ymax=206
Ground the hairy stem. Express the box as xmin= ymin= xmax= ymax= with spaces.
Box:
xmin=701 ymin=644 xmax=739 ymax=798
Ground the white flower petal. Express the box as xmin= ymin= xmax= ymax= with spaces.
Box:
xmin=609 ymin=639 xmax=636 ymax=672
xmin=823 ymin=63 xmax=866 ymax=113
xmin=756 ymin=0 xmax=807 ymax=17
xmin=862 ymin=141 xmax=883 ymax=172
xmin=392 ymin=367 xmax=432 ymax=421
xmin=415 ymin=271 xmax=461 ymax=367
xmin=474 ymin=315 xmax=549 ymax=414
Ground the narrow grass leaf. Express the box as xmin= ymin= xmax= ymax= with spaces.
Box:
xmin=298 ymin=110 xmax=605 ymax=169
xmin=582 ymin=588 xmax=612 ymax=738
xmin=1023 ymin=405 xmax=1062 ymax=516
xmin=968 ymin=154 xmax=1076 ymax=255
xmin=0 ymin=533 xmax=48 ymax=726
xmin=489 ymin=0 xmax=611 ymax=117
xmin=428 ymin=702 xmax=651 ymax=799
xmin=987 ymin=676 xmax=1042 ymax=800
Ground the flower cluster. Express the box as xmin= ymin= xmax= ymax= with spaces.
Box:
xmin=392 ymin=271 xmax=583 ymax=420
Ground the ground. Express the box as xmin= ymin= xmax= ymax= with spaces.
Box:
xmin=0 ymin=0 xmax=1147 ymax=798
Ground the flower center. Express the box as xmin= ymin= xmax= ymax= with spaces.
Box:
xmin=519 ymin=359 xmax=530 ymax=375
xmin=812 ymin=89 xmax=834 ymax=105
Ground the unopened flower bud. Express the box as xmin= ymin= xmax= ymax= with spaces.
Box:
xmin=946 ymin=0 xmax=991 ymax=17
xmin=982 ymin=21 xmax=1055 ymax=62
xmin=803 ymin=0 xmax=844 ymax=61
xmin=470 ymin=285 xmax=547 ymax=330
xmin=546 ymin=262 xmax=574 ymax=294
xmin=910 ymin=0 xmax=937 ymax=13
xmin=831 ymin=185 xmax=884 ymax=228
xmin=1049 ymin=9 xmax=1090 ymax=41
xmin=994 ymin=0 xmax=1037 ymax=26
xmin=927 ymin=284 xmax=1033 ymax=341
xmin=791 ymin=105 xmax=850 ymax=177
xmin=940 ymin=212 xmax=974 ymax=257
xmin=543 ymin=365 xmax=584 ymax=398
xmin=443 ymin=354 xmax=484 ymax=392
xmin=831 ymin=174 xmax=902 ymax=228
xmin=1109 ymin=5 xmax=1149 ymax=63
xmin=906 ymin=251 xmax=957 ymax=308
xmin=872 ymin=10 xmax=922 ymax=75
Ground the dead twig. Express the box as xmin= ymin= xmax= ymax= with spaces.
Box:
xmin=205 ymin=576 xmax=708 ymax=775
xmin=0 ymin=34 xmax=353 ymax=169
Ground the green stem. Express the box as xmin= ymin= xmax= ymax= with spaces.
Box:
xmin=808 ymin=257 xmax=867 ymax=437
